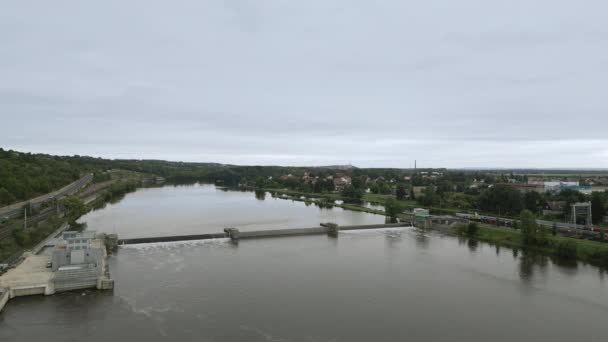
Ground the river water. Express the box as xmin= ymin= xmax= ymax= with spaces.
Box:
xmin=77 ymin=184 xmax=385 ymax=238
xmin=1 ymin=184 xmax=607 ymax=341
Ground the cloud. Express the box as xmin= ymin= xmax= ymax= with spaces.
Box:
xmin=1 ymin=0 xmax=608 ymax=168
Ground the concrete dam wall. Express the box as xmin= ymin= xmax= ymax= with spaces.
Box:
xmin=118 ymin=223 xmax=411 ymax=245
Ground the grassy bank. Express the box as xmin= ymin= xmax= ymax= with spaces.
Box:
xmin=257 ymin=187 xmax=470 ymax=216
xmin=266 ymin=190 xmax=388 ymax=216
xmin=460 ymin=223 xmax=608 ymax=268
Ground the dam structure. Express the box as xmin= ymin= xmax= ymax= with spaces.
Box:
xmin=117 ymin=222 xmax=411 ymax=245
xmin=1 ymin=222 xmax=410 ymax=313
xmin=0 ymin=230 xmax=114 ymax=313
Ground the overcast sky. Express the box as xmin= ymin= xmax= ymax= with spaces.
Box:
xmin=1 ymin=1 xmax=607 ymax=168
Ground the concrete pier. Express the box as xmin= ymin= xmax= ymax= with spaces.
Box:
xmin=224 ymin=228 xmax=240 ymax=241
xmin=0 ymin=288 xmax=8 ymax=312
xmin=325 ymin=223 xmax=340 ymax=237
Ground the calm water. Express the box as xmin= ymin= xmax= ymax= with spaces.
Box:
xmin=1 ymin=184 xmax=607 ymax=341
xmin=78 ymin=184 xmax=385 ymax=238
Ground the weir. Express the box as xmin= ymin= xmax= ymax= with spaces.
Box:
xmin=118 ymin=223 xmax=410 ymax=245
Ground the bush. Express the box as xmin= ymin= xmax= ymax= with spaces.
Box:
xmin=11 ymin=229 xmax=29 ymax=247
xmin=589 ymin=250 xmax=608 ymax=267
xmin=384 ymin=198 xmax=403 ymax=218
xmin=466 ymin=223 xmax=479 ymax=237
xmin=555 ymin=240 xmax=577 ymax=259
xmin=455 ymin=223 xmax=468 ymax=236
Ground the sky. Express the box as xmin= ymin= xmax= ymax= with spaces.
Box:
xmin=1 ymin=0 xmax=608 ymax=168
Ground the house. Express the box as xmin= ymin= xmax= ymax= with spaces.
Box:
xmin=333 ymin=176 xmax=352 ymax=191
xmin=412 ymin=186 xmax=427 ymax=197
xmin=591 ymin=185 xmax=608 ymax=193
xmin=280 ymin=174 xmax=295 ymax=181
xmin=302 ymin=172 xmax=318 ymax=184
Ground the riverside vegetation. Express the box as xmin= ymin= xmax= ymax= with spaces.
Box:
xmin=0 ymin=178 xmax=140 ymax=261
xmin=455 ymin=210 xmax=608 ymax=267
xmin=2 ymin=147 xmax=608 ymax=267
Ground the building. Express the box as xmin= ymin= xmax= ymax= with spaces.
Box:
xmin=543 ymin=201 xmax=566 ymax=216
xmin=413 ymin=208 xmax=431 ymax=227
xmin=302 ymin=172 xmax=318 ymax=185
xmin=511 ymin=183 xmax=544 ymax=193
xmin=527 ymin=177 xmax=545 ymax=185
xmin=333 ymin=176 xmax=352 ymax=191
xmin=51 ymin=231 xmax=103 ymax=272
xmin=412 ymin=186 xmax=427 ymax=197
xmin=544 ymin=181 xmax=579 ymax=192
xmin=61 ymin=231 xmax=96 ymax=251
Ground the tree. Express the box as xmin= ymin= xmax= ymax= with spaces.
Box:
xmin=12 ymin=228 xmax=29 ymax=247
xmin=370 ymin=181 xmax=391 ymax=194
xmin=351 ymin=176 xmax=365 ymax=190
xmin=520 ymin=209 xmax=539 ymax=245
xmin=555 ymin=240 xmax=577 ymax=259
xmin=591 ymin=192 xmax=606 ymax=225
xmin=524 ymin=191 xmax=543 ymax=214
xmin=61 ymin=196 xmax=86 ymax=225
xmin=341 ymin=185 xmax=364 ymax=203
xmin=419 ymin=187 xmax=440 ymax=207
xmin=395 ymin=184 xmax=407 ymax=200
xmin=0 ymin=187 xmax=15 ymax=205
xmin=552 ymin=223 xmax=557 ymax=236
xmin=537 ymin=223 xmax=548 ymax=246
xmin=466 ymin=222 xmax=479 ymax=237
xmin=478 ymin=184 xmax=523 ymax=216
xmin=558 ymin=189 xmax=588 ymax=218
xmin=384 ymin=198 xmax=403 ymax=219
xmin=254 ymin=177 xmax=267 ymax=189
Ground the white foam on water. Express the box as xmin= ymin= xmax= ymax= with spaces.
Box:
xmin=339 ymin=227 xmax=412 ymax=235
xmin=120 ymin=238 xmax=231 ymax=251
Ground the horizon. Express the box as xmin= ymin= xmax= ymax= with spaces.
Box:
xmin=4 ymin=146 xmax=608 ymax=172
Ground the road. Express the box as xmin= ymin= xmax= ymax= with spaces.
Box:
xmin=0 ymin=174 xmax=93 ymax=220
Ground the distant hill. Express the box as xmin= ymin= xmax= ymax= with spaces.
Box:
xmin=318 ymin=164 xmax=357 ymax=170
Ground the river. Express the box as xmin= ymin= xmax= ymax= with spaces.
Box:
xmin=1 ymin=184 xmax=607 ymax=341
xmin=78 ymin=183 xmax=385 ymax=238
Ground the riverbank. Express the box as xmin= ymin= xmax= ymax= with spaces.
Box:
xmin=0 ymin=176 xmax=145 ymax=263
xmin=266 ymin=190 xmax=387 ymax=216
xmin=247 ymin=186 xmax=465 ymax=216
xmin=453 ymin=223 xmax=608 ymax=268
xmin=250 ymin=187 xmax=608 ymax=269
